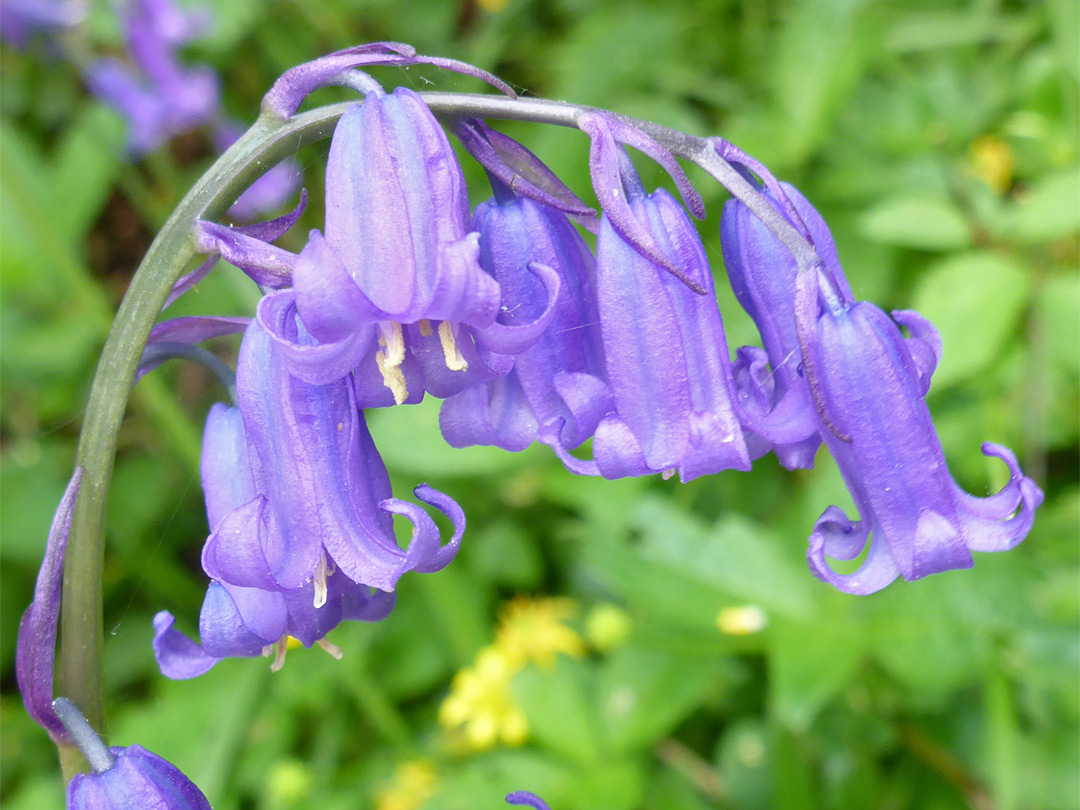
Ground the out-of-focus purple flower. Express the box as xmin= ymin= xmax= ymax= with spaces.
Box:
xmin=796 ymin=263 xmax=1043 ymax=595
xmin=439 ymin=167 xmax=606 ymax=453
xmin=53 ymin=697 xmax=211 ymax=809
xmin=15 ymin=469 xmax=82 ymax=744
xmin=0 ymin=0 xmax=82 ymax=45
xmin=153 ymin=311 xmax=464 ymax=677
xmin=506 ymin=791 xmax=552 ymax=809
xmin=544 ymin=147 xmax=752 ymax=482
xmin=280 ymin=86 xmax=556 ymax=405
xmin=213 ymin=123 xmax=302 ymax=220
xmin=85 ymin=0 xmax=218 ymax=154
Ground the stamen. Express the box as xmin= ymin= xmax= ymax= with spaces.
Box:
xmin=661 ymin=468 xmax=676 ymax=481
xmin=376 ymin=321 xmax=409 ymax=404
xmin=378 ymin=321 xmax=406 ymax=367
xmin=418 ymin=318 xmax=433 ymax=337
xmin=269 ymin=636 xmax=289 ymax=672
xmin=438 ymin=321 xmax=469 ymax=371
xmin=376 ymin=352 xmax=409 ymax=405
xmin=316 ymin=638 xmax=344 ymax=660
xmin=313 ymin=551 xmax=329 ymax=609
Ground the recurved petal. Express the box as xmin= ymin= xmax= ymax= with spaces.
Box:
xmin=291 ymin=230 xmax=379 ymax=344
xmin=678 ymin=410 xmax=751 ymax=483
xmin=891 ymin=309 xmax=942 ymax=395
xmin=473 ymin=261 xmax=560 ymax=355
xmin=807 ymin=509 xmax=900 ymax=595
xmin=200 ymin=497 xmax=282 ymax=590
xmin=388 ymin=483 xmax=466 ymax=574
xmin=957 ymin=442 xmax=1044 ymax=552
xmin=428 ymin=233 xmax=502 ymax=327
xmin=909 ymin=509 xmax=973 ymax=580
xmin=152 ymin=611 xmax=220 ymax=680
xmin=593 ymin=414 xmax=655 ymax=479
xmin=257 ymin=289 xmax=374 ymax=385
xmin=199 ymin=582 xmax=281 ymax=658
xmin=550 ymin=371 xmax=614 ymax=448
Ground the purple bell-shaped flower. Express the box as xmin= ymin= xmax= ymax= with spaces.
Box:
xmin=55 ymin=698 xmax=212 ymax=810
xmin=283 ymin=86 xmax=557 ymax=407
xmin=439 ymin=171 xmax=606 ymax=453
xmin=152 ymin=310 xmax=464 ymax=677
xmin=795 ymin=261 xmax=1043 ymax=594
xmin=545 ymin=145 xmax=753 ymax=481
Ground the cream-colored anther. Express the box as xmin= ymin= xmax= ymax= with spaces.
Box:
xmin=376 ymin=351 xmax=409 ymax=405
xmin=313 ymin=552 xmax=329 ymax=609
xmin=316 ymin=638 xmax=344 ymax=660
xmin=376 ymin=321 xmax=409 ymax=405
xmin=378 ymin=321 xmax=406 ymax=366
xmin=661 ymin=468 xmax=676 ymax=481
xmin=418 ymin=318 xmax=433 ymax=337
xmin=438 ymin=321 xmax=468 ymax=371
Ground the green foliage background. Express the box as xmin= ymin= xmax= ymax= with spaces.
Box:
xmin=1 ymin=0 xmax=1077 ymax=808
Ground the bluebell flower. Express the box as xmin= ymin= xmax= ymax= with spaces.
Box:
xmin=276 ymin=86 xmax=558 ymax=405
xmin=544 ymin=138 xmax=753 ymax=481
xmin=153 ymin=312 xmax=464 ymax=677
xmin=84 ymin=0 xmax=218 ymax=154
xmin=439 ymin=166 xmax=606 ymax=453
xmin=794 ymin=255 xmax=1043 ymax=594
xmin=53 ymin=697 xmax=211 ymax=810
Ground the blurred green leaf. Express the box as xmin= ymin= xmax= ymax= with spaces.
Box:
xmin=859 ymin=197 xmax=972 ymax=250
xmin=634 ymin=499 xmax=817 ymax=620
xmin=770 ymin=618 xmax=863 ymax=731
xmin=912 ymin=251 xmax=1032 ymax=387
xmin=514 ymin=657 xmax=604 ymax=763
xmin=598 ymin=644 xmax=723 ymax=753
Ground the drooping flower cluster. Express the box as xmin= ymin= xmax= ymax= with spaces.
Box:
xmin=14 ymin=37 xmax=1047 ymax=810
xmin=165 ymin=42 xmax=1042 ymax=613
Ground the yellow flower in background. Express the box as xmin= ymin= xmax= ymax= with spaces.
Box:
xmin=969 ymin=135 xmax=1014 ymax=194
xmin=375 ymin=759 xmax=438 ymax=810
xmin=476 ymin=0 xmax=508 ymax=11
xmin=439 ymin=595 xmax=584 ymax=752
xmin=716 ymin=605 xmax=768 ymax=635
xmin=495 ymin=595 xmax=586 ymax=668
xmin=439 ymin=645 xmax=528 ymax=752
